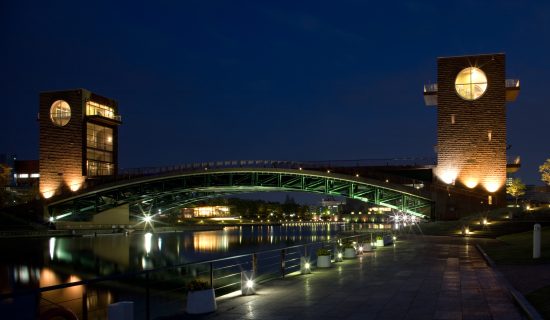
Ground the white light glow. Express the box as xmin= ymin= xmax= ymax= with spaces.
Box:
xmin=464 ymin=178 xmax=479 ymax=189
xmin=246 ymin=280 xmax=254 ymax=288
xmin=144 ymin=232 xmax=152 ymax=255
xmin=439 ymin=169 xmax=458 ymax=185
xmin=42 ymin=191 xmax=55 ymax=199
xmin=49 ymin=237 xmax=56 ymax=260
xmin=484 ymin=180 xmax=501 ymax=193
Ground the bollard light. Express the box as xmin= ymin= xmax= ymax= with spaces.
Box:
xmin=300 ymin=257 xmax=311 ymax=274
xmin=336 ymin=251 xmax=343 ymax=262
xmin=241 ymin=271 xmax=255 ymax=295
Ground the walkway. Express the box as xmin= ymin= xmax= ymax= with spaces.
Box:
xmin=163 ymin=235 xmax=524 ymax=319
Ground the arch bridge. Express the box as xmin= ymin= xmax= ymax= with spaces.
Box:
xmin=47 ymin=168 xmax=434 ymax=223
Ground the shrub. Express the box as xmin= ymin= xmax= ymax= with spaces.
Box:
xmin=316 ymin=248 xmax=330 ymax=256
xmin=342 ymin=241 xmax=355 ymax=249
xmin=187 ymin=279 xmax=210 ymax=292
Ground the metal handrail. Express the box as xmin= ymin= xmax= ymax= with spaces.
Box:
xmin=505 ymin=79 xmax=520 ymax=88
xmin=118 ymin=157 xmax=437 ymax=177
xmin=424 ymin=83 xmax=438 ymax=93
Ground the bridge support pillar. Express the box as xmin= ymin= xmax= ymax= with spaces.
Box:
xmin=92 ymin=204 xmax=130 ymax=225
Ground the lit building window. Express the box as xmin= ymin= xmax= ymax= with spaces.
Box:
xmin=451 ymin=114 xmax=455 ymax=124
xmin=18 ymin=173 xmax=29 ymax=179
xmin=488 ymin=195 xmax=493 ymax=205
xmin=87 ymin=123 xmax=113 ymax=151
xmin=488 ymin=130 xmax=492 ymax=141
xmin=192 ymin=206 xmax=230 ymax=218
xmin=50 ymin=100 xmax=71 ymax=127
xmin=30 ymin=173 xmax=40 ymax=178
xmin=505 ymin=177 xmax=513 ymax=186
xmin=86 ymin=101 xmax=117 ymax=120
xmin=86 ymin=123 xmax=114 ymax=176
xmin=455 ymin=67 xmax=487 ymax=100
xmin=86 ymin=161 xmax=113 ymax=176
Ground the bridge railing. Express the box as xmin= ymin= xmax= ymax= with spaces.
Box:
xmin=0 ymin=232 xmax=379 ymax=320
xmin=116 ymin=158 xmax=436 ymax=180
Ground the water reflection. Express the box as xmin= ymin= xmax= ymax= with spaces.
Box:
xmin=193 ymin=231 xmax=230 ymax=252
xmin=0 ymin=223 xmax=352 ymax=318
xmin=144 ymin=232 xmax=152 ymax=255
xmin=1 ymin=223 xmax=346 ymax=293
xmin=49 ymin=237 xmax=55 ymax=260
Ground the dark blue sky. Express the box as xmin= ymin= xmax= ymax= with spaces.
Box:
xmin=2 ymin=1 xmax=550 ymax=187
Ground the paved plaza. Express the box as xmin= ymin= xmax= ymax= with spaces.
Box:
xmin=162 ymin=235 xmax=525 ymax=320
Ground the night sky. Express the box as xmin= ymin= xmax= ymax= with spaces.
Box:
xmin=2 ymin=1 xmax=550 ymax=190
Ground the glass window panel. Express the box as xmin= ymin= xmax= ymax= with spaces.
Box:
xmin=87 ymin=123 xmax=113 ymax=151
xmin=455 ymin=67 xmax=487 ymax=100
xmin=50 ymin=100 xmax=71 ymax=126
xmin=86 ymin=101 xmax=116 ymax=120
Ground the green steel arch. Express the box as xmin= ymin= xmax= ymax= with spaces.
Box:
xmin=48 ymin=168 xmax=434 ymax=221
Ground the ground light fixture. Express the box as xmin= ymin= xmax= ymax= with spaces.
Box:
xmin=301 ymin=257 xmax=312 ymax=274
xmin=241 ymin=271 xmax=255 ymax=295
xmin=336 ymin=251 xmax=343 ymax=262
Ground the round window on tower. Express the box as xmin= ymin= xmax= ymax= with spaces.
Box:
xmin=455 ymin=67 xmax=487 ymax=100
xmin=50 ymin=100 xmax=71 ymax=127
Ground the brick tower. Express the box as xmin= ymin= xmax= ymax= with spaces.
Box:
xmin=39 ymin=89 xmax=121 ymax=199
xmin=424 ymin=53 xmax=520 ymax=216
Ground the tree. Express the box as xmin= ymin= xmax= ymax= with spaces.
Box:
xmin=540 ymin=159 xmax=550 ymax=186
xmin=506 ymin=178 xmax=526 ymax=205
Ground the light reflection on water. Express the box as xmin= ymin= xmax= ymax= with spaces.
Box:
xmin=0 ymin=223 xmax=349 ymax=318
xmin=2 ymin=223 xmax=346 ymax=294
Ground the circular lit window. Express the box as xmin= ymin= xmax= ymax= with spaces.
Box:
xmin=50 ymin=100 xmax=71 ymax=126
xmin=455 ymin=67 xmax=487 ymax=100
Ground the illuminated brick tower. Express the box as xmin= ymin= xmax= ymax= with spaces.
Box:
xmin=424 ymin=53 xmax=520 ymax=213
xmin=39 ymin=89 xmax=121 ymax=199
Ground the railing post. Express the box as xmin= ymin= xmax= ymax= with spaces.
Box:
xmin=280 ymin=249 xmax=286 ymax=278
xmin=252 ymin=253 xmax=257 ymax=276
xmin=209 ymin=262 xmax=214 ymax=288
xmin=81 ymin=286 xmax=88 ymax=320
xmin=145 ymin=272 xmax=150 ymax=320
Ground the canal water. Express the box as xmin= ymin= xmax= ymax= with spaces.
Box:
xmin=0 ymin=223 xmax=348 ymax=295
